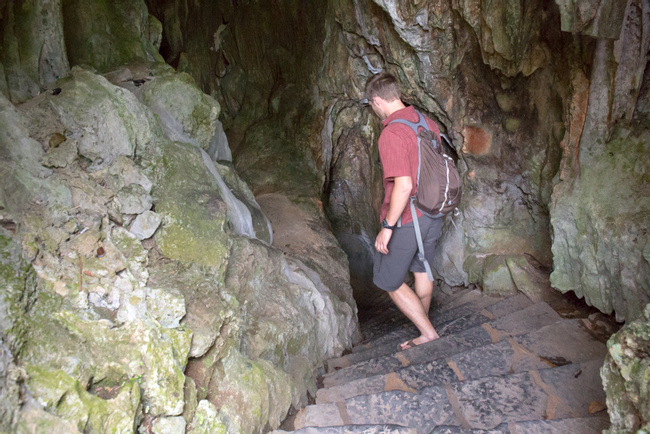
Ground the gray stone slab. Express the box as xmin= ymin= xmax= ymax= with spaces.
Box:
xmin=318 ymin=359 xmax=457 ymax=404
xmin=294 ymin=403 xmax=344 ymax=429
xmin=448 ymin=371 xmax=548 ymax=430
xmin=438 ymin=289 xmax=484 ymax=310
xmin=445 ymin=361 xmax=607 ymax=430
xmin=510 ymin=416 xmax=610 ymax=433
xmin=536 ymin=359 xmax=606 ymax=419
xmin=490 ymin=302 xmax=561 ymax=336
xmin=323 ymin=326 xmax=494 ymax=388
xmin=430 ymin=425 xmax=508 ymax=433
xmin=333 ymin=296 xmax=536 ymax=371
xmin=345 ymin=387 xmax=457 ymax=432
xmin=451 ymin=319 xmax=607 ymax=380
xmin=397 ymin=358 xmax=459 ymax=390
xmin=317 ymin=375 xmax=389 ymax=404
xmin=449 ymin=340 xmax=526 ymax=380
xmin=325 ymin=303 xmax=561 ymax=387
xmin=275 ymin=425 xmax=419 ymax=433
xmin=483 ymin=293 xmax=532 ymax=317
xmin=511 ymin=319 xmax=607 ymax=368
xmin=324 ymin=355 xmax=407 ymax=388
xmin=431 ymin=295 xmax=505 ymax=328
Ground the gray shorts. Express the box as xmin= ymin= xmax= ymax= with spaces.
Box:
xmin=373 ymin=215 xmax=443 ymax=292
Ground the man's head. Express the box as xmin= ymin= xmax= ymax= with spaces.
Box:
xmin=364 ymin=72 xmax=404 ymax=120
xmin=364 ymin=72 xmax=401 ymax=103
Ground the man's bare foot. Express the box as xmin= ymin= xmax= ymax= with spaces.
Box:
xmin=399 ymin=333 xmax=440 ymax=351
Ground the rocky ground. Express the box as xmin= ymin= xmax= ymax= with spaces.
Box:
xmin=274 ymin=287 xmax=632 ymax=433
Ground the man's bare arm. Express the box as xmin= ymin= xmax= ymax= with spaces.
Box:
xmin=375 ymin=176 xmax=412 ymax=254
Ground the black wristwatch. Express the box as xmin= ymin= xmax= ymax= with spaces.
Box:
xmin=382 ymin=219 xmax=397 ymax=230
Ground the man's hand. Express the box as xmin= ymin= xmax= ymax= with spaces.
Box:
xmin=375 ymin=227 xmax=393 ymax=254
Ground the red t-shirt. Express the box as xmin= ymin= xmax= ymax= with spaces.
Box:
xmin=378 ymin=106 xmax=441 ymax=225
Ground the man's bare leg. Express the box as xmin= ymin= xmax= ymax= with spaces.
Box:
xmin=388 ymin=282 xmax=440 ymax=349
xmin=413 ymin=272 xmax=434 ymax=315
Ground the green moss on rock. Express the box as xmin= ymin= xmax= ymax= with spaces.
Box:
xmin=26 ymin=365 xmax=141 ymax=433
xmin=601 ymin=304 xmax=650 ymax=432
xmin=149 ymin=141 xmax=230 ymax=271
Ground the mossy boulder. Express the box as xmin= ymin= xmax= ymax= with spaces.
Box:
xmin=0 ymin=94 xmax=72 ymax=217
xmin=21 ymin=305 xmax=192 ymax=417
xmin=187 ymin=400 xmax=227 ymax=434
xmin=147 ymin=140 xmax=231 ymax=271
xmin=142 ymin=72 xmax=221 ymax=151
xmin=25 ymin=366 xmax=141 ymax=433
xmin=207 ymin=347 xmax=294 ymax=434
xmin=601 ymin=304 xmax=650 ymax=432
xmin=49 ymin=67 xmax=161 ymax=168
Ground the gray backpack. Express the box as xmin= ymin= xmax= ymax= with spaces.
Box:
xmin=389 ymin=110 xmax=462 ymax=280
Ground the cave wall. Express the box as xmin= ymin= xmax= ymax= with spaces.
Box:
xmin=0 ymin=0 xmax=359 ymax=432
xmin=149 ymin=0 xmax=649 ymax=321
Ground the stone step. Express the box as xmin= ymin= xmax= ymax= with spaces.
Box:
xmin=350 ymin=293 xmax=528 ymax=357
xmin=430 ymin=415 xmax=609 ymax=433
xmin=272 ymin=424 xmax=418 ymax=433
xmin=322 ymin=302 xmax=562 ymax=388
xmin=358 ymin=288 xmax=481 ymax=343
xmin=295 ymin=360 xmax=607 ymax=432
xmin=316 ymin=318 xmax=606 ymax=403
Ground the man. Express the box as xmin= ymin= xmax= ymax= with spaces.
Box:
xmin=365 ymin=71 xmax=443 ymax=350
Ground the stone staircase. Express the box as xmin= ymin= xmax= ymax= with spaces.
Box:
xmin=274 ymin=288 xmax=613 ymax=433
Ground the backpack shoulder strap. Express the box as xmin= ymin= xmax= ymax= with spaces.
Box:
xmin=387 ymin=110 xmax=430 ymax=134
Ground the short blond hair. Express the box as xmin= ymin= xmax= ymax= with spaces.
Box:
xmin=364 ymin=72 xmax=401 ymax=102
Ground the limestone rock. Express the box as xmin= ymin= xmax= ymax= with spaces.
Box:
xmin=225 ymin=237 xmax=356 ymax=396
xmin=146 ymin=287 xmax=186 ymax=328
xmin=206 ymin=347 xmax=294 ymax=433
xmin=149 ymin=141 xmax=231 ymax=269
xmin=96 ymin=155 xmax=153 ymax=194
xmin=187 ymin=400 xmax=227 ymax=434
xmin=601 ymin=304 xmax=650 ymax=432
xmin=21 ymin=311 xmax=192 ymax=418
xmin=142 ymin=72 xmax=221 ymax=150
xmin=25 ymin=366 xmax=141 ymax=433
xmin=550 ymin=126 xmax=650 ymax=322
xmin=215 ymin=162 xmax=273 ymax=245
xmin=114 ymin=184 xmax=152 ymax=215
xmin=0 ymin=0 xmax=70 ymax=103
xmin=555 ymin=0 xmax=629 ymax=38
xmin=182 ymin=377 xmax=199 ymax=424
xmin=110 ymin=225 xmax=149 ymax=284
xmin=49 ymin=67 xmax=161 ymax=168
xmin=325 ymin=103 xmax=383 ymax=304
xmin=0 ymin=94 xmax=72 ymax=216
xmin=505 ymin=256 xmax=556 ymax=303
xmin=208 ymin=119 xmax=233 ymax=162
xmin=0 ymin=231 xmax=32 ymax=431
xmin=129 ymin=210 xmax=162 ymax=240
xmin=152 ymin=416 xmax=186 ymax=434
xmin=62 ymin=0 xmax=163 ymax=72
xmin=42 ymin=139 xmax=78 ymax=168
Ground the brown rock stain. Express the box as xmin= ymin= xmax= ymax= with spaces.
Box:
xmin=383 ymin=372 xmax=417 ymax=393
xmin=446 ymin=359 xmax=465 ymax=381
xmin=462 ymin=126 xmax=492 ymax=156
xmin=395 ymin=352 xmax=411 ymax=367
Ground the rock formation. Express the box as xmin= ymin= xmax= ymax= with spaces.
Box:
xmin=0 ymin=1 xmax=358 ymax=432
xmin=1 ymin=0 xmax=649 ymax=431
